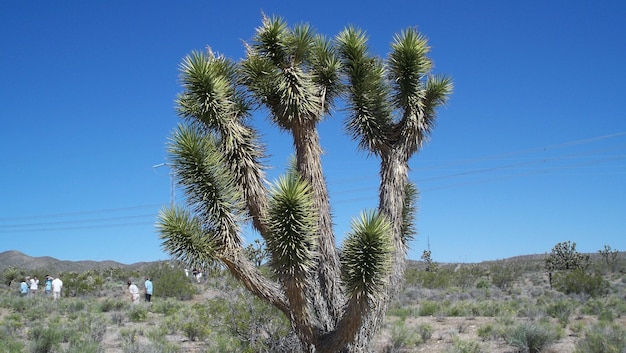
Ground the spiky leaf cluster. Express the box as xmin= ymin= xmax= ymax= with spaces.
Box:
xmin=341 ymin=210 xmax=393 ymax=302
xmin=266 ymin=172 xmax=317 ymax=283
xmin=165 ymin=124 xmax=244 ymax=250
xmin=157 ymin=207 xmax=217 ymax=269
xmin=176 ymin=50 xmax=247 ymax=126
xmin=241 ymin=15 xmax=340 ymax=129
xmin=336 ymin=26 xmax=452 ymax=157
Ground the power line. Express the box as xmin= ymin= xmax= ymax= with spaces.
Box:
xmin=0 ymin=204 xmax=163 ymax=222
xmin=2 ymin=132 xmax=624 ymax=232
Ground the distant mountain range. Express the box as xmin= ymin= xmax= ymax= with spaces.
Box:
xmin=0 ymin=250 xmax=155 ymax=274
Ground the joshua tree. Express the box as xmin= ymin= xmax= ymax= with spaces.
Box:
xmin=157 ymin=15 xmax=451 ymax=353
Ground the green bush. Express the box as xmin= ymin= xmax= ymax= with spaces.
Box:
xmin=477 ymin=323 xmax=498 ymax=341
xmin=445 ymin=338 xmax=484 ymax=353
xmin=552 ymin=269 xmax=608 ymax=297
xmin=147 ymin=263 xmax=195 ymax=300
xmin=504 ymin=322 xmax=558 ymax=353
xmin=151 ymin=298 xmax=183 ymax=316
xmin=60 ymin=271 xmax=105 ymax=297
xmin=416 ymin=323 xmax=433 ymax=342
xmin=98 ymin=298 xmax=125 ymax=312
xmin=417 ymin=300 xmax=439 ymax=316
xmin=202 ymin=289 xmax=298 ymax=352
xmin=545 ymin=299 xmax=573 ymax=327
xmin=128 ymin=305 xmax=148 ymax=322
xmin=574 ymin=323 xmax=626 ymax=353
xmin=390 ymin=321 xmax=421 ymax=350
xmin=29 ymin=324 xmax=62 ymax=353
xmin=489 ymin=264 xmax=520 ymax=290
xmin=0 ymin=326 xmax=25 ymax=353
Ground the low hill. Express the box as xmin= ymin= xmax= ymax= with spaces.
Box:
xmin=0 ymin=250 xmax=154 ymax=274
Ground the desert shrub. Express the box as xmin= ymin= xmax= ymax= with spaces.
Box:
xmin=389 ymin=321 xmax=422 ymax=351
xmin=545 ymin=299 xmax=574 ymax=327
xmin=203 ymin=289 xmax=298 ymax=352
xmin=103 ymin=267 xmax=140 ymax=282
xmin=489 ymin=264 xmax=520 ymax=290
xmin=477 ymin=323 xmax=498 ymax=341
xmin=387 ymin=306 xmax=414 ymax=321
xmin=82 ymin=314 xmax=108 ymax=342
xmin=120 ymin=328 xmax=140 ymax=344
xmin=1 ymin=267 xmax=24 ymax=286
xmin=98 ymin=298 xmax=125 ymax=312
xmin=574 ymin=322 xmax=626 ymax=353
xmin=552 ymin=269 xmax=608 ymax=297
xmin=416 ymin=323 xmax=433 ymax=342
xmin=580 ymin=298 xmax=615 ymax=323
xmin=60 ymin=271 xmax=105 ymax=297
xmin=0 ymin=324 xmax=25 ymax=353
xmin=181 ymin=320 xmax=209 ymax=341
xmin=0 ymin=313 xmax=24 ymax=334
xmin=128 ymin=305 xmax=148 ymax=322
xmin=145 ymin=325 xmax=181 ymax=352
xmin=445 ymin=337 xmax=484 ymax=353
xmin=504 ymin=322 xmax=558 ymax=353
xmin=473 ymin=300 xmax=503 ymax=317
xmin=146 ymin=264 xmax=195 ymax=300
xmin=150 ymin=298 xmax=183 ymax=316
xmin=65 ymin=340 xmax=103 ymax=353
xmin=168 ymin=304 xmax=210 ymax=341
xmin=450 ymin=266 xmax=485 ymax=289
xmin=446 ymin=302 xmax=472 ymax=317
xmin=581 ymin=297 xmax=605 ymax=315
xmin=418 ymin=300 xmax=439 ymax=316
xmin=605 ymin=295 xmax=626 ymax=316
xmin=475 ymin=279 xmax=490 ymax=289
xmin=111 ymin=310 xmax=125 ymax=325
xmin=29 ymin=324 xmax=62 ymax=353
xmin=409 ymin=269 xmax=450 ymax=289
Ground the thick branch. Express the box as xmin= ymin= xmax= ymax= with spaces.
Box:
xmin=292 ymin=122 xmax=343 ymax=328
xmin=220 ymin=251 xmax=290 ymax=316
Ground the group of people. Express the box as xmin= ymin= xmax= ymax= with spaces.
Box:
xmin=127 ymin=277 xmax=153 ymax=304
xmin=184 ymin=268 xmax=204 ymax=283
xmin=20 ymin=275 xmax=63 ymax=300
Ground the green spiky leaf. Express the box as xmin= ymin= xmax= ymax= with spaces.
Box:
xmin=341 ymin=210 xmax=393 ymax=301
xmin=157 ymin=206 xmax=218 ymax=269
xmin=167 ymin=124 xmax=244 ymax=248
xmin=266 ymin=172 xmax=317 ymax=283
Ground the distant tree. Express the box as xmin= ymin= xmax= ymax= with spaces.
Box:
xmin=244 ymin=239 xmax=269 ymax=268
xmin=420 ymin=250 xmax=437 ymax=272
xmin=597 ymin=245 xmax=620 ymax=272
xmin=157 ymin=15 xmax=451 ymax=352
xmin=1 ymin=266 xmax=22 ymax=286
xmin=545 ymin=241 xmax=591 ymax=288
xmin=546 ymin=241 xmax=591 ymax=272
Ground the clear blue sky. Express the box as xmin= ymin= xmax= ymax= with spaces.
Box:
xmin=1 ymin=1 xmax=625 ymax=264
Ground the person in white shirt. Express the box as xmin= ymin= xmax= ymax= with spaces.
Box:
xmin=127 ymin=281 xmax=140 ymax=303
xmin=51 ymin=277 xmax=63 ymax=300
xmin=29 ymin=276 xmax=39 ymax=296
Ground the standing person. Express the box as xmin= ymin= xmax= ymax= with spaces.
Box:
xmin=127 ymin=281 xmax=140 ymax=304
xmin=51 ymin=277 xmax=63 ymax=300
xmin=29 ymin=276 xmax=39 ymax=296
xmin=144 ymin=277 xmax=153 ymax=302
xmin=45 ymin=275 xmax=53 ymax=296
xmin=20 ymin=278 xmax=29 ymax=296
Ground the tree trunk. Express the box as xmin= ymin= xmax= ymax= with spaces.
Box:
xmin=292 ymin=121 xmax=343 ymax=333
